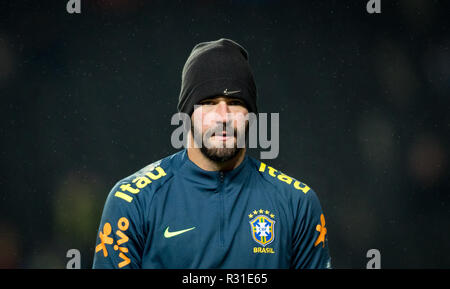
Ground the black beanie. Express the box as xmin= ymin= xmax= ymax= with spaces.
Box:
xmin=177 ymin=38 xmax=258 ymax=116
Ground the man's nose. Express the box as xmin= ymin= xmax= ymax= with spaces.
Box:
xmin=214 ymin=101 xmax=231 ymax=121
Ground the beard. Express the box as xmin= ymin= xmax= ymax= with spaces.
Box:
xmin=191 ymin=121 xmax=248 ymax=163
xmin=200 ymin=145 xmax=241 ymax=163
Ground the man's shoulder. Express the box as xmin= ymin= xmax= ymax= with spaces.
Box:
xmin=248 ymin=157 xmax=314 ymax=197
xmin=108 ymin=150 xmax=183 ymax=203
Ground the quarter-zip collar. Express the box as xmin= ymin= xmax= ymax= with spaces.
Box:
xmin=177 ymin=149 xmax=250 ymax=193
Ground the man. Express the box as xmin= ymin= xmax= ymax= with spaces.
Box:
xmin=92 ymin=38 xmax=331 ymax=268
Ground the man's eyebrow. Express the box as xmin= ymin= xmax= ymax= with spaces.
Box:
xmin=198 ymin=98 xmax=216 ymax=103
xmin=198 ymin=97 xmax=243 ymax=104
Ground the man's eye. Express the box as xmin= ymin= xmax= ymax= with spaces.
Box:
xmin=229 ymin=100 xmax=244 ymax=106
xmin=200 ymin=100 xmax=215 ymax=105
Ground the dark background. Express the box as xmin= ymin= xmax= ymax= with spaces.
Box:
xmin=0 ymin=0 xmax=449 ymax=268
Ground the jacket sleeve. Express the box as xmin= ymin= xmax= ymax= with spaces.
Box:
xmin=92 ymin=181 xmax=146 ymax=269
xmin=291 ymin=187 xmax=332 ymax=269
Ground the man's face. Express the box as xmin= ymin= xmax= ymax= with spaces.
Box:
xmin=191 ymin=96 xmax=249 ymax=162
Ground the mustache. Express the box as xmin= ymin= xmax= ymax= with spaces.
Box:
xmin=207 ymin=122 xmax=238 ymax=137
xmin=190 ymin=120 xmax=249 ymax=149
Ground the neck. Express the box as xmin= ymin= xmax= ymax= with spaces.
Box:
xmin=187 ymin=133 xmax=246 ymax=172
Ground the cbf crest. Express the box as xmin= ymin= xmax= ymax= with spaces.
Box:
xmin=248 ymin=209 xmax=276 ymax=253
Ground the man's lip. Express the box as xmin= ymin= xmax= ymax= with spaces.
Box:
xmin=212 ymin=131 xmax=234 ymax=137
xmin=211 ymin=135 xmax=234 ymax=142
xmin=211 ymin=135 xmax=234 ymax=139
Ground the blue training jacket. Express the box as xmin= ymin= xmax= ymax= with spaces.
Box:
xmin=93 ymin=149 xmax=331 ymax=269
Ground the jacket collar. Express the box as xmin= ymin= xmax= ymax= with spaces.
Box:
xmin=177 ymin=149 xmax=250 ymax=192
